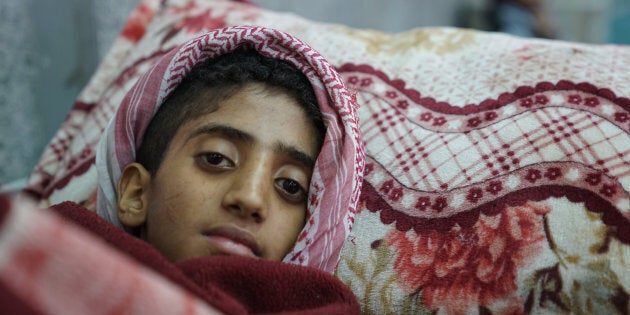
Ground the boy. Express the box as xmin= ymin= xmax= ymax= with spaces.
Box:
xmin=97 ymin=27 xmax=364 ymax=273
xmin=114 ymin=48 xmax=325 ymax=262
xmin=88 ymin=26 xmax=364 ymax=312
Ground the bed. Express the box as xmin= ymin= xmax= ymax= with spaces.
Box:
xmin=4 ymin=0 xmax=630 ymax=313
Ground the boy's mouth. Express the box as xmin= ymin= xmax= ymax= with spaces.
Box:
xmin=203 ymin=226 xmax=262 ymax=258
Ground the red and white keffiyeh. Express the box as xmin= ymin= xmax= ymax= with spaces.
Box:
xmin=95 ymin=26 xmax=364 ymax=273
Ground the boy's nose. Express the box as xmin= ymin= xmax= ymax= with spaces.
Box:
xmin=221 ymin=160 xmax=270 ymax=222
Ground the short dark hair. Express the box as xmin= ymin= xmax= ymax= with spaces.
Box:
xmin=136 ymin=49 xmax=325 ymax=174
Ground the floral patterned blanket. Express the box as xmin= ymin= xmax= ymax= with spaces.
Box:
xmin=23 ymin=0 xmax=630 ymax=313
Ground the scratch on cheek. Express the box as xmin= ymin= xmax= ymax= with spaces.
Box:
xmin=163 ymin=192 xmax=184 ymax=224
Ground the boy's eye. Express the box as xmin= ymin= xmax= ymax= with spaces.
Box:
xmin=275 ymin=178 xmax=307 ymax=201
xmin=197 ymin=152 xmax=234 ymax=168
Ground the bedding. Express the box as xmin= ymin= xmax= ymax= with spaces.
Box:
xmin=21 ymin=0 xmax=630 ymax=313
xmin=0 ymin=195 xmax=359 ymax=314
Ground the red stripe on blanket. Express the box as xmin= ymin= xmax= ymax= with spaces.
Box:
xmin=337 ymin=63 xmax=630 ymax=115
xmin=360 ymin=181 xmax=630 ymax=243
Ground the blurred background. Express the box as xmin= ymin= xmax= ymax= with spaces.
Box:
xmin=1 ymin=0 xmax=629 ymax=187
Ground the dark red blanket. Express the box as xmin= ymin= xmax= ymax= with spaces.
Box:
xmin=53 ymin=201 xmax=360 ymax=314
xmin=0 ymin=196 xmax=359 ymax=315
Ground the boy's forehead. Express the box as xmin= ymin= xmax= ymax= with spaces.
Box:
xmin=193 ymin=83 xmax=303 ymax=118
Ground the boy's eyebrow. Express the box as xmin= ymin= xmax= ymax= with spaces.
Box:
xmin=188 ymin=123 xmax=317 ymax=169
xmin=188 ymin=124 xmax=254 ymax=144
xmin=275 ymin=142 xmax=317 ymax=170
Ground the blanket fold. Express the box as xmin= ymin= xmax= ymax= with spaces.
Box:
xmin=177 ymin=257 xmax=359 ymax=314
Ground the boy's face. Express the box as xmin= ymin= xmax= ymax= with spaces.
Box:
xmin=117 ymin=83 xmax=320 ymax=262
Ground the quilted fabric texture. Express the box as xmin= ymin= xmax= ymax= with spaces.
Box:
xmin=25 ymin=0 xmax=630 ymax=313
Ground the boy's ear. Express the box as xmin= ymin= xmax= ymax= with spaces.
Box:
xmin=117 ymin=163 xmax=151 ymax=228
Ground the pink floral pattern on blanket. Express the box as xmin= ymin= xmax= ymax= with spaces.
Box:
xmin=388 ymin=202 xmax=550 ymax=314
xmin=24 ymin=0 xmax=630 ymax=314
